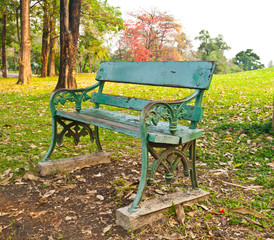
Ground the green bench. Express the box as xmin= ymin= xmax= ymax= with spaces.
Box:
xmin=42 ymin=61 xmax=215 ymax=212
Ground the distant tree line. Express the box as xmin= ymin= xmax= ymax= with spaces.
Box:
xmin=0 ymin=4 xmax=269 ymax=89
xmin=0 ymin=0 xmax=124 ymax=88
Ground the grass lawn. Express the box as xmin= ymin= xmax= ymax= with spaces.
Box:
xmin=0 ymin=67 xmax=273 ymax=238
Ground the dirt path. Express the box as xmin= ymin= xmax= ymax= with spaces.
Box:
xmin=0 ymin=155 xmax=272 ymax=240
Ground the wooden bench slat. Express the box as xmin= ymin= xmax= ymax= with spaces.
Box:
xmin=96 ymin=61 xmax=214 ymax=90
xmin=90 ymin=93 xmax=204 ymax=122
xmin=56 ymin=109 xmax=202 ymax=145
xmin=90 ymin=92 xmax=151 ymax=111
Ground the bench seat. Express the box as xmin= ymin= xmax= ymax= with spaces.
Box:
xmin=57 ymin=109 xmax=203 ymax=145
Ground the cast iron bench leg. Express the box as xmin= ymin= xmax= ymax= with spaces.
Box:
xmin=94 ymin=126 xmax=102 ymax=151
xmin=129 ymin=140 xmax=149 ymax=212
xmin=41 ymin=117 xmax=57 ymax=162
xmin=189 ymin=140 xmax=199 ymax=190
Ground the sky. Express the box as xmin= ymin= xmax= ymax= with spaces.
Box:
xmin=107 ymin=0 xmax=274 ymax=66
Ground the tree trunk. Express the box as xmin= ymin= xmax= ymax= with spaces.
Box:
xmin=55 ymin=0 xmax=81 ymax=90
xmin=48 ymin=1 xmax=57 ymax=77
xmin=41 ymin=0 xmax=50 ymax=77
xmin=16 ymin=7 xmax=21 ymax=46
xmin=1 ymin=13 xmax=8 ymax=78
xmin=17 ymin=0 xmax=32 ymax=84
xmin=14 ymin=48 xmax=19 ymax=73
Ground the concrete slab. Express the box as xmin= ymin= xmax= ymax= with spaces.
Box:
xmin=37 ymin=152 xmax=111 ymax=176
xmin=116 ymin=189 xmax=209 ymax=230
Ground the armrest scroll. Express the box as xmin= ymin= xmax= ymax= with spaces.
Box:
xmin=50 ymin=82 xmax=101 ymax=115
xmin=140 ymin=90 xmax=201 ymax=135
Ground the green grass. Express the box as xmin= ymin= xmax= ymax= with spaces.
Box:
xmin=0 ymin=69 xmax=273 ymax=186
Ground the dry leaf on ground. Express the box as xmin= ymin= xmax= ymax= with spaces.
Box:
xmin=41 ymin=190 xmax=56 ymax=199
xmin=30 ymin=211 xmax=48 ymax=218
xmin=242 ymin=216 xmax=264 ymax=227
xmin=0 ymin=173 xmax=13 ymax=185
xmin=102 ymin=224 xmax=112 ymax=234
xmin=158 ymin=233 xmax=185 ymax=239
xmin=23 ymin=172 xmax=39 ymax=181
xmin=230 ymin=208 xmax=267 ymax=219
xmin=175 ymin=204 xmax=185 ymax=225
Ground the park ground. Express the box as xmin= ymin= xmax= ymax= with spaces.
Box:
xmin=0 ymin=68 xmax=273 ymax=239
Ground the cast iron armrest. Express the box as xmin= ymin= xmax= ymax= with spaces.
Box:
xmin=140 ymin=90 xmax=201 ymax=135
xmin=50 ymin=82 xmax=101 ymax=115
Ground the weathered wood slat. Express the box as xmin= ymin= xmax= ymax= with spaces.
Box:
xmin=56 ymin=109 xmax=202 ymax=145
xmin=90 ymin=92 xmax=151 ymax=111
xmin=96 ymin=61 xmax=215 ymax=90
xmin=90 ymin=93 xmax=204 ymax=122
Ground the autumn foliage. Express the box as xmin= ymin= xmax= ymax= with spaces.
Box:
xmin=116 ymin=9 xmax=188 ymax=61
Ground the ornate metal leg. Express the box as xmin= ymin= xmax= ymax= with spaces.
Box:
xmin=147 ymin=140 xmax=198 ymax=189
xmin=189 ymin=140 xmax=199 ymax=190
xmin=42 ymin=117 xmax=58 ymax=162
xmin=94 ymin=126 xmax=102 ymax=151
xmin=42 ymin=118 xmax=98 ymax=162
xmin=56 ymin=119 xmax=94 ymax=146
xmin=129 ymin=141 xmax=149 ymax=212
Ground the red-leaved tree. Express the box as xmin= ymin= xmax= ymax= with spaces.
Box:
xmin=115 ymin=9 xmax=189 ymax=61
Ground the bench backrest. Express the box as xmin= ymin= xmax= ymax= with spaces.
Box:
xmin=96 ymin=61 xmax=215 ymax=90
xmin=92 ymin=61 xmax=215 ymax=127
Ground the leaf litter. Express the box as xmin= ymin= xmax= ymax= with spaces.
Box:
xmin=0 ymin=154 xmax=273 ymax=239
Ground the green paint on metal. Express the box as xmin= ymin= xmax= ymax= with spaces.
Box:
xmin=42 ymin=61 xmax=215 ymax=212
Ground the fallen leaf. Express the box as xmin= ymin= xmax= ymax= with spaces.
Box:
xmin=9 ymin=209 xmax=24 ymax=217
xmin=0 ymin=168 xmax=11 ymax=179
xmin=86 ymin=189 xmax=97 ymax=195
xmin=186 ymin=210 xmax=198 ymax=217
xmin=197 ymin=204 xmax=209 ymax=211
xmin=0 ymin=212 xmax=9 ymax=217
xmin=0 ymin=173 xmax=14 ymax=185
xmin=239 ymin=134 xmax=248 ymax=139
xmin=155 ymin=189 xmax=165 ymax=195
xmin=230 ymin=208 xmax=267 ymax=219
xmin=82 ymin=229 xmax=92 ymax=235
xmin=23 ymin=172 xmax=39 ymax=181
xmin=242 ymin=216 xmax=264 ymax=227
xmin=65 ymin=216 xmax=76 ymax=221
xmin=42 ymin=190 xmax=56 ymax=199
xmin=175 ymin=204 xmax=185 ymax=225
xmin=102 ymin=224 xmax=112 ymax=234
xmin=266 ymin=162 xmax=274 ymax=168
xmin=30 ymin=144 xmax=37 ymax=149
xmin=96 ymin=195 xmax=104 ymax=201
xmin=0 ymin=224 xmax=10 ymax=233
xmin=14 ymin=178 xmax=27 ymax=185
xmin=61 ymin=185 xmax=76 ymax=190
xmin=158 ymin=233 xmax=185 ymax=239
xmin=233 ymin=163 xmax=242 ymax=168
xmin=30 ymin=211 xmax=48 ymax=218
